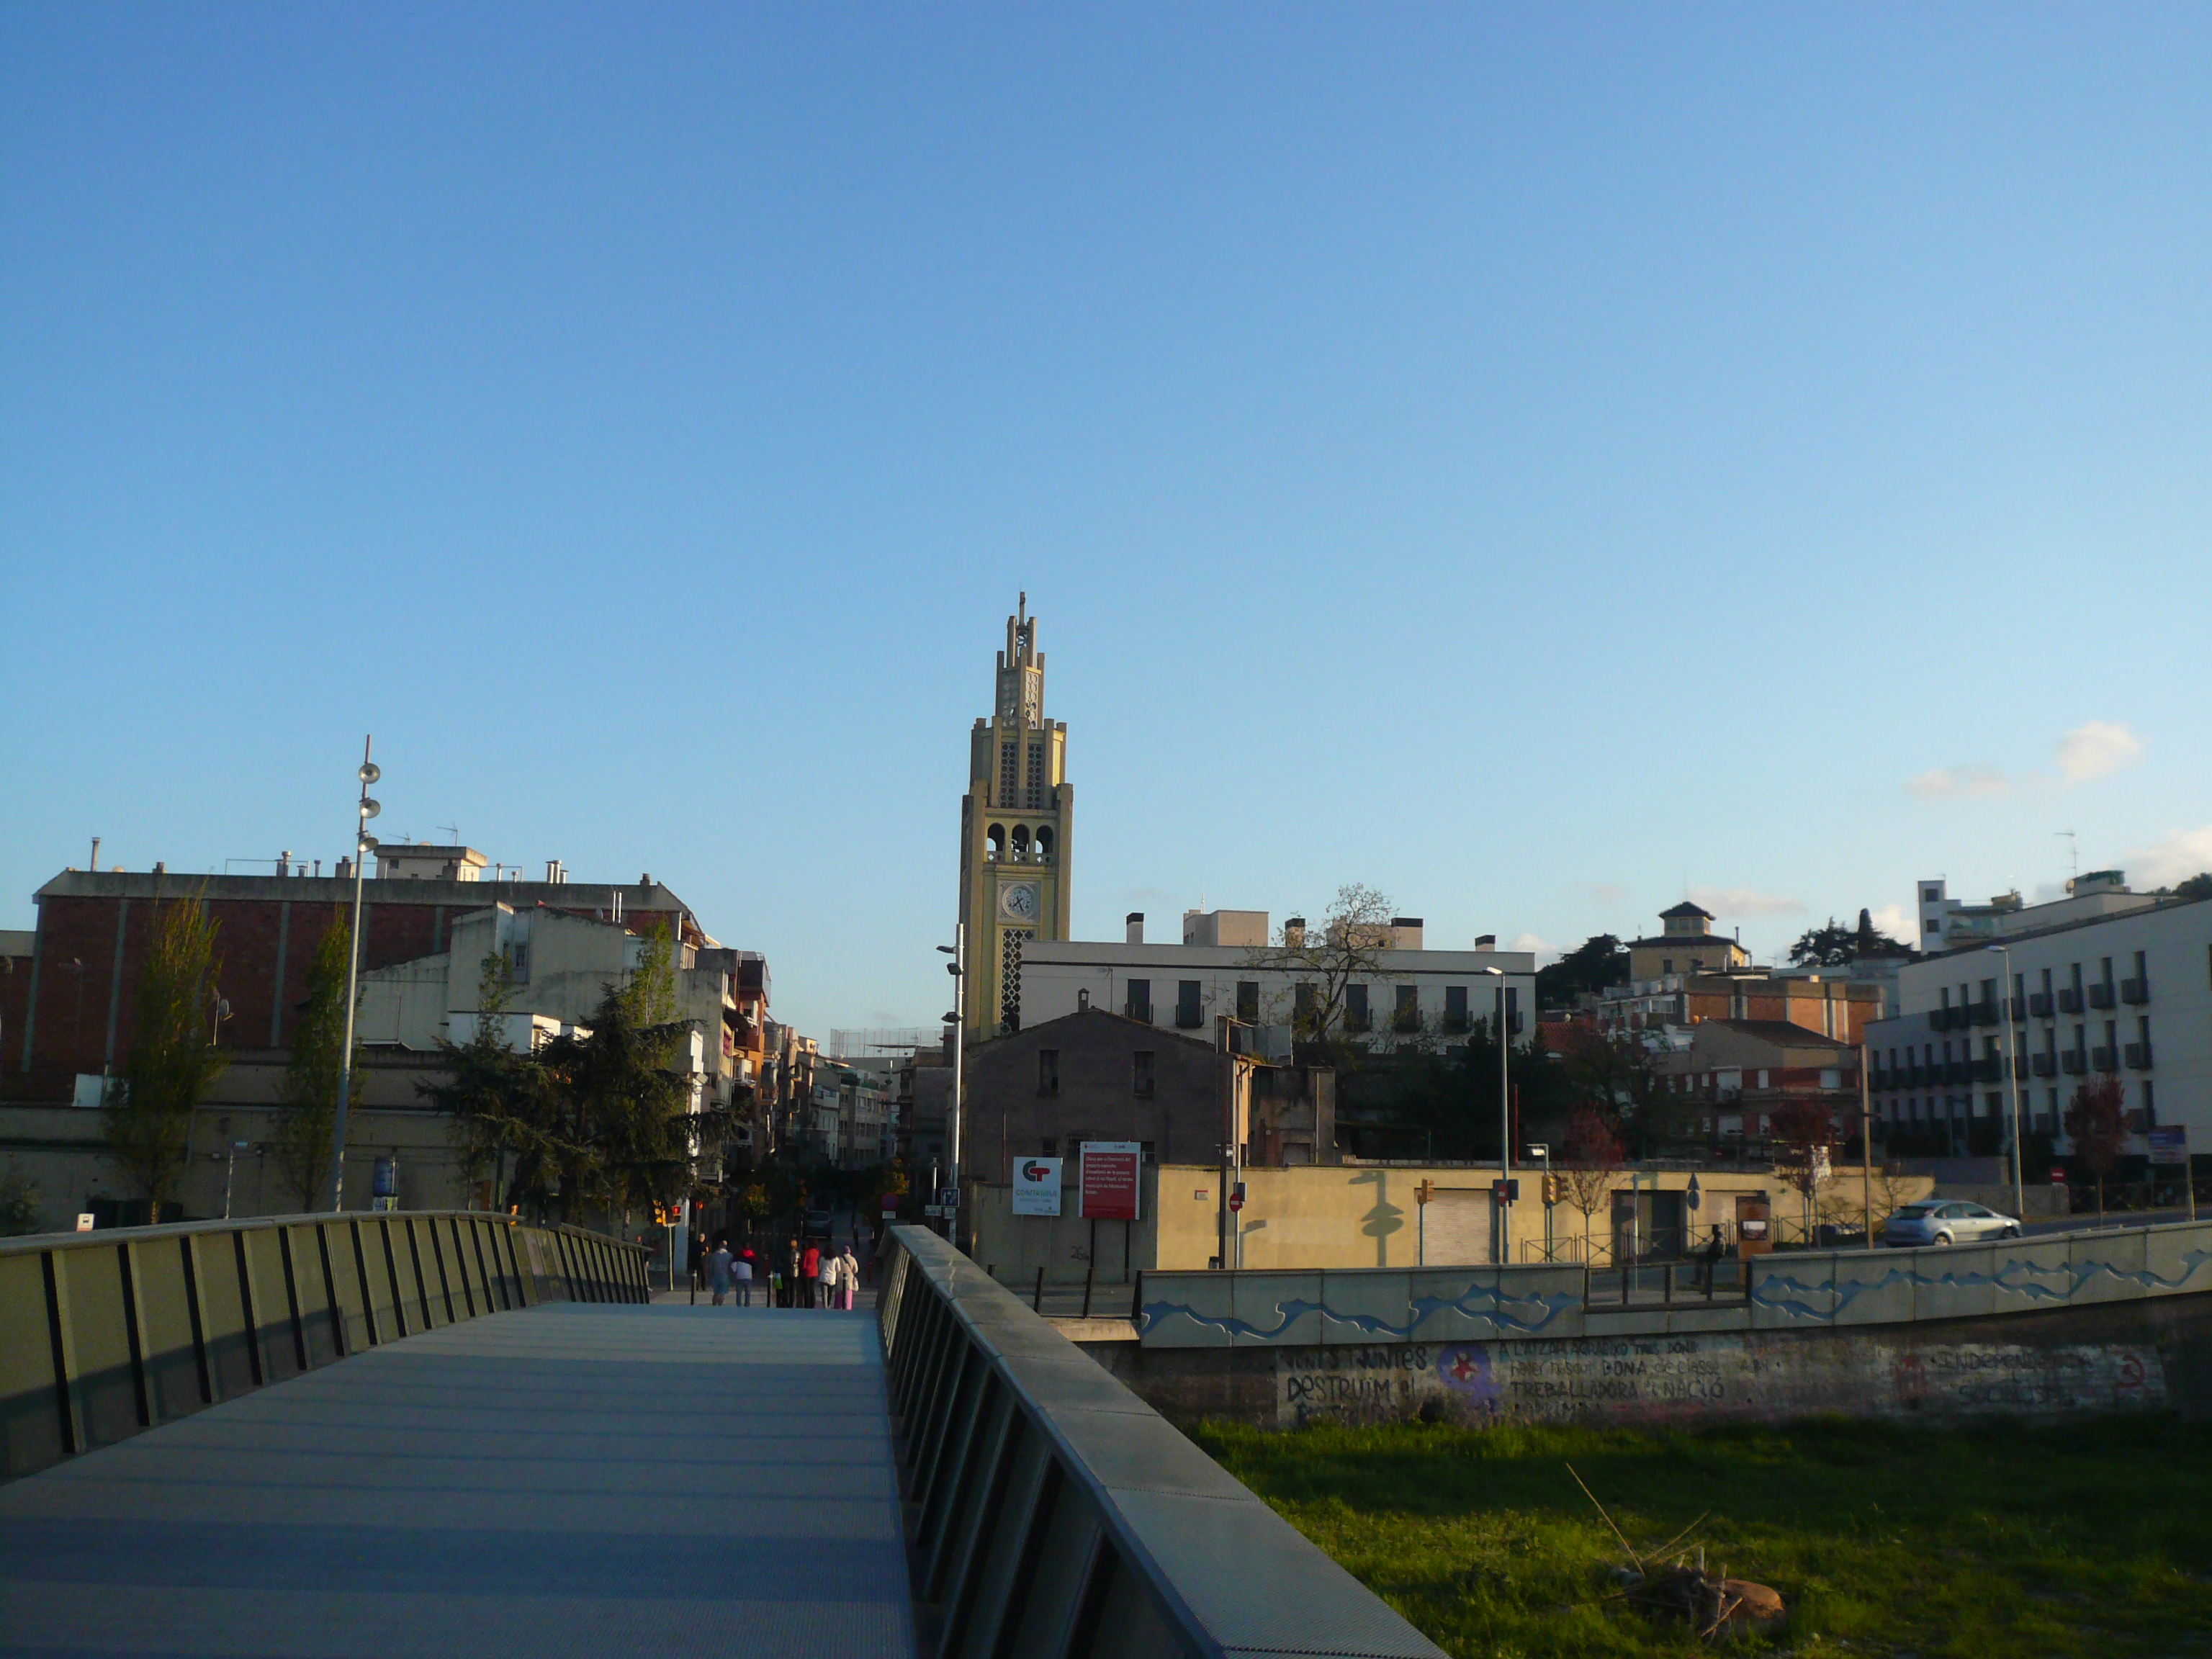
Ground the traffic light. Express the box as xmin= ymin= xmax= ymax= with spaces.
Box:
xmin=1542 ymin=1174 xmax=1559 ymax=1207
xmin=1413 ymin=1179 xmax=1436 ymax=1206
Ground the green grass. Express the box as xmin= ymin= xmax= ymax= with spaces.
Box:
xmin=1190 ymin=1413 xmax=2212 ymax=1657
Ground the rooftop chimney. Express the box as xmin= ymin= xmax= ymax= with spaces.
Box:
xmin=1125 ymin=912 xmax=1144 ymax=944
xmin=1285 ymin=916 xmax=1306 ymax=950
xmin=1475 ymin=934 xmax=1496 ymax=951
xmin=546 ymin=859 xmax=567 ymax=884
xmin=89 ymin=837 xmax=101 ymax=872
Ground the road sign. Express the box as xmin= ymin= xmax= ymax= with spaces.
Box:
xmin=1491 ymin=1179 xmax=1520 ymax=1204
xmin=1079 ymin=1141 xmax=1142 ymax=1220
xmin=75 ymin=1213 xmax=94 ymax=1233
xmin=2149 ymin=1126 xmax=2188 ymax=1166
xmin=1228 ymin=1182 xmax=1246 ymax=1213
xmin=1012 ymin=1156 xmax=1063 ymax=1217
xmin=2050 ymin=1166 xmax=2068 ymax=1184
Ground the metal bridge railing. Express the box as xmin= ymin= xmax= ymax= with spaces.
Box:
xmin=878 ymin=1223 xmax=1444 ymax=1659
xmin=1 ymin=1210 xmax=647 ymax=1483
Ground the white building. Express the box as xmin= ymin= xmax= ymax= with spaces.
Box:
xmin=1867 ymin=879 xmax=2211 ymax=1164
xmin=1914 ymin=871 xmax=2157 ymax=952
xmin=1008 ymin=909 xmax=1537 ymax=1061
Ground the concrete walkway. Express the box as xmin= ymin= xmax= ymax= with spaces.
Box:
xmin=0 ymin=1305 xmax=915 ymax=1658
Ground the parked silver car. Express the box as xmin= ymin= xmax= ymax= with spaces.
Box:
xmin=1881 ymin=1199 xmax=2023 ymax=1247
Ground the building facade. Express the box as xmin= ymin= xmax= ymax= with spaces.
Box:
xmin=1866 ymin=882 xmax=2211 ymax=1166
xmin=958 ymin=595 xmax=1073 ymax=1040
xmin=1624 ymin=902 xmax=1752 ymax=984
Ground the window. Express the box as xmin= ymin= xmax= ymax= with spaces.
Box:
xmin=1125 ymin=979 xmax=1152 ymax=1022
xmin=1176 ymin=980 xmax=1202 ymax=1029
xmin=999 ymin=742 xmax=1018 ymax=807
xmin=1236 ymin=981 xmax=1259 ymax=1023
xmin=508 ymin=944 xmax=530 ymax=982
xmin=1294 ymin=983 xmax=1317 ymax=1029
xmin=1393 ymin=984 xmax=1419 ymax=1032
xmin=1344 ymin=984 xmax=1370 ymax=1032
xmin=1662 ymin=958 xmax=1673 ymax=975
xmin=1444 ymin=984 xmax=1469 ymax=1033
xmin=1132 ymin=1051 xmax=1156 ymax=1097
xmin=1140 ymin=1140 xmax=1156 ymax=1164
xmin=1040 ymin=1137 xmax=1057 ymax=1156
xmin=1025 ymin=742 xmax=1046 ymax=810
xmin=2143 ymin=1079 xmax=2156 ymax=1123
xmin=1038 ymin=1050 xmax=1058 ymax=1097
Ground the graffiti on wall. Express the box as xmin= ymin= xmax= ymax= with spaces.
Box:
xmin=1274 ymin=1334 xmax=2165 ymax=1429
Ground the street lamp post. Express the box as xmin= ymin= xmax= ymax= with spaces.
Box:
xmin=1986 ymin=943 xmax=2026 ymax=1220
xmin=938 ymin=924 xmax=966 ymax=1244
xmin=1482 ymin=966 xmax=1511 ymax=1263
xmin=331 ymin=738 xmax=380 ymax=1212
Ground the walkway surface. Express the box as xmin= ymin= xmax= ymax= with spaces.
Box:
xmin=0 ymin=1305 xmax=915 ymax=1658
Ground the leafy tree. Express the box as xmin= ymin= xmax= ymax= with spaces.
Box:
xmin=1557 ymin=1104 xmax=1624 ymax=1260
xmin=102 ymin=890 xmax=226 ymax=1212
xmin=424 ymin=948 xmax=571 ymax=1213
xmin=1244 ymin=884 xmax=1405 ymax=1065
xmin=1534 ymin=935 xmax=1627 ymax=1009
xmin=2064 ymin=1075 xmax=2128 ymax=1220
xmin=2174 ymin=873 xmax=2212 ymax=902
xmin=271 ymin=918 xmax=361 ymax=1210
xmin=0 ymin=1162 xmax=42 ymax=1236
xmin=1768 ymin=1097 xmax=1839 ymax=1237
xmin=1789 ymin=909 xmax=1910 ymax=967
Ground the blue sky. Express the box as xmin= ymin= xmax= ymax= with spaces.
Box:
xmin=4 ymin=5 xmax=2209 ymax=1038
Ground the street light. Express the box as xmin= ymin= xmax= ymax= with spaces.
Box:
xmin=1481 ymin=965 xmax=1511 ymax=1263
xmin=1985 ymin=943 xmax=2026 ymax=1220
xmin=331 ymin=737 xmax=379 ymax=1212
xmin=938 ymin=925 xmax=966 ymax=1243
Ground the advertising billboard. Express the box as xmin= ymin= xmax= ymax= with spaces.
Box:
xmin=1079 ymin=1141 xmax=1142 ymax=1220
xmin=1012 ymin=1156 xmax=1063 ymax=1216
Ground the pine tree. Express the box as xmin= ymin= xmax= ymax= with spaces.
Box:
xmin=423 ymin=948 xmax=567 ymax=1213
xmin=102 ymin=889 xmax=226 ymax=1213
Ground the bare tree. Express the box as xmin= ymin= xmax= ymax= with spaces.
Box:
xmin=1244 ymin=883 xmax=1404 ymax=1061
xmin=1557 ymin=1104 xmax=1624 ymax=1262
xmin=1768 ymin=1097 xmax=1838 ymax=1242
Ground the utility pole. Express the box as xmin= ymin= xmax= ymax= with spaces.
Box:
xmin=938 ymin=925 xmax=966 ymax=1244
xmin=331 ymin=738 xmax=379 ymax=1212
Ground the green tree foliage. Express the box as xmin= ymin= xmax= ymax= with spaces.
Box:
xmin=1534 ymin=935 xmax=1627 ymax=1009
xmin=2173 ymin=872 xmax=2212 ymax=901
xmin=1789 ymin=907 xmax=1910 ymax=966
xmin=0 ymin=1162 xmax=43 ymax=1236
xmin=271 ymin=917 xmax=361 ymax=1210
xmin=430 ymin=924 xmax=737 ymax=1224
xmin=102 ymin=890 xmax=227 ymax=1209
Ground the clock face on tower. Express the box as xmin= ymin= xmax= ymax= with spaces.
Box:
xmin=999 ymin=881 xmax=1041 ymax=922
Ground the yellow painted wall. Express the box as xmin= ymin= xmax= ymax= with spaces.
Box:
xmin=968 ymin=1161 xmax=1936 ymax=1277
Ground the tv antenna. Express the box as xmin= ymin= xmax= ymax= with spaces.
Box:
xmin=2056 ymin=830 xmax=2077 ymax=884
xmin=438 ymin=823 xmax=459 ymax=843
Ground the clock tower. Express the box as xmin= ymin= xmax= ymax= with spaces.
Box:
xmin=958 ymin=593 xmax=1071 ymax=1040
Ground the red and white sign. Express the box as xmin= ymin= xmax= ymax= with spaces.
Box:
xmin=1079 ymin=1141 xmax=1142 ymax=1221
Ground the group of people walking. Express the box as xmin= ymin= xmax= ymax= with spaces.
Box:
xmin=703 ymin=1234 xmax=862 ymax=1310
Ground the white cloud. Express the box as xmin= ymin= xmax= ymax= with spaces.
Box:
xmin=2054 ymin=721 xmax=2144 ymax=786
xmin=1906 ymin=763 xmax=2010 ymax=800
xmin=2118 ymin=823 xmax=2212 ymax=890
xmin=1509 ymin=932 xmax=1563 ymax=966
xmin=1581 ymin=882 xmax=1627 ymax=906
xmin=1868 ymin=904 xmax=1915 ymax=943
xmin=1688 ymin=886 xmax=1807 ymax=917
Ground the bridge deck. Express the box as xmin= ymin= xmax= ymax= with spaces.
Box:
xmin=0 ymin=1305 xmax=914 ymax=1658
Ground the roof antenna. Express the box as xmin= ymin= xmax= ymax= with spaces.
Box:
xmin=439 ymin=823 xmax=459 ymax=843
xmin=2056 ymin=830 xmax=2077 ymax=884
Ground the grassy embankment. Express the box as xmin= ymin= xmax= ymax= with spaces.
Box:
xmin=1192 ymin=1414 xmax=2212 ymax=1657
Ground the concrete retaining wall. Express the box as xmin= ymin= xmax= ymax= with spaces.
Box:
xmin=1083 ymin=1293 xmax=2212 ymax=1431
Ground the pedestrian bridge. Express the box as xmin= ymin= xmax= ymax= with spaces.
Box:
xmin=1 ymin=1214 xmax=1440 ymax=1658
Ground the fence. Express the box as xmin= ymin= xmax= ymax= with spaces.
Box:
xmin=878 ymin=1223 xmax=1444 ymax=1659
xmin=1 ymin=1210 xmax=647 ymax=1483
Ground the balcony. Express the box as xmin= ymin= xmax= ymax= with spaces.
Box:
xmin=2061 ymin=1051 xmax=2087 ymax=1075
xmin=2031 ymin=1053 xmax=2057 ymax=1077
xmin=2090 ymin=1046 xmax=2118 ymax=1072
xmin=1928 ymin=1007 xmax=1954 ymax=1032
xmin=2059 ymin=989 xmax=2085 ymax=1015
xmin=2121 ymin=977 xmax=2150 ymax=1005
xmin=1969 ymin=1000 xmax=2000 ymax=1028
xmin=2088 ymin=984 xmax=2116 ymax=1011
xmin=1174 ymin=1010 xmax=1203 ymax=1030
xmin=2124 ymin=1042 xmax=2154 ymax=1070
xmin=2028 ymin=992 xmax=2054 ymax=1018
xmin=1969 ymin=1057 xmax=2001 ymax=1084
xmin=1441 ymin=1015 xmax=1470 ymax=1035
xmin=1125 ymin=999 xmax=1152 ymax=1024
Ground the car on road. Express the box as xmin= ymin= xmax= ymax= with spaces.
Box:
xmin=1882 ymin=1199 xmax=2022 ymax=1247
xmin=801 ymin=1208 xmax=835 ymax=1238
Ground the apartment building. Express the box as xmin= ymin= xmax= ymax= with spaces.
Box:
xmin=1866 ymin=881 xmax=2211 ymax=1164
